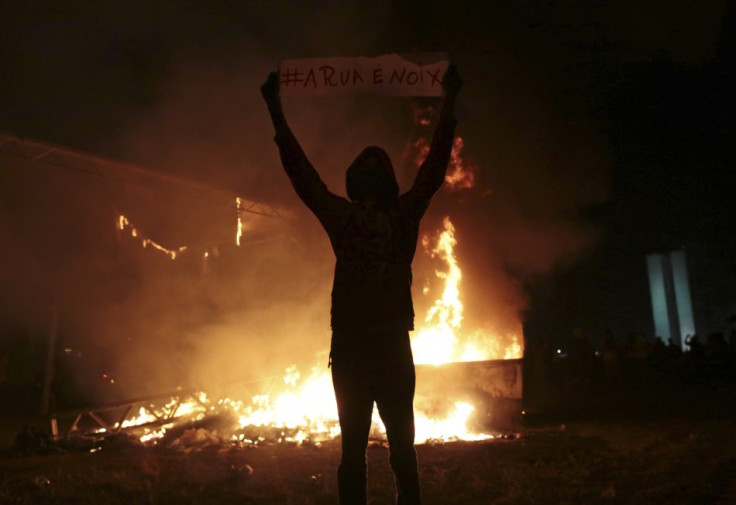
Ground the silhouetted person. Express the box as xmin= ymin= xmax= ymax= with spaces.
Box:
xmin=566 ymin=328 xmax=595 ymax=393
xmin=705 ymin=332 xmax=728 ymax=360
xmin=600 ymin=331 xmax=622 ymax=389
xmin=623 ymin=329 xmax=651 ymax=387
xmin=685 ymin=334 xmax=705 ymax=358
xmin=261 ymin=64 xmax=462 ymax=505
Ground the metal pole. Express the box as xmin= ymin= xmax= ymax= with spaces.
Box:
xmin=40 ymin=297 xmax=59 ymax=415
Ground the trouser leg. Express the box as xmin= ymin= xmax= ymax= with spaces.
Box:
xmin=332 ymin=361 xmax=374 ymax=505
xmin=376 ymin=341 xmax=420 ymax=505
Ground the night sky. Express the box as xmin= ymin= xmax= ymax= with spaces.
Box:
xmin=1 ymin=0 xmax=734 ymax=372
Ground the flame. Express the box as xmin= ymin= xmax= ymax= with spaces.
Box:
xmin=411 ymin=217 xmax=465 ymax=365
xmin=235 ymin=197 xmax=244 ymax=246
xmin=113 ymin=124 xmax=517 ymax=446
xmin=113 ymin=216 xmax=520 ymax=447
xmin=118 ymin=214 xmax=187 ymax=260
xmin=445 ymin=137 xmax=476 ymax=191
xmin=117 ymin=363 xmax=494 ymax=446
xmin=229 ymin=366 xmax=340 ymax=444
xmin=409 ymin=136 xmax=476 ymax=191
xmin=407 ymin=103 xmax=476 ymax=192
xmin=411 ymin=217 xmax=522 ymax=365
xmin=415 ymin=401 xmax=492 ymax=442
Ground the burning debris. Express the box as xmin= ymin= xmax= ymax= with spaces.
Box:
xmin=48 ymin=201 xmax=525 ymax=452
xmin=6 ymin=94 xmax=525 ymax=457
xmin=46 ymin=355 xmax=522 ymax=453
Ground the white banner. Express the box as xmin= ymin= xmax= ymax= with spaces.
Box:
xmin=279 ymin=53 xmax=449 ymax=96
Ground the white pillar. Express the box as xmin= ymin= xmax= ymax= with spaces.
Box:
xmin=647 ymin=254 xmax=672 ymax=343
xmin=670 ymin=250 xmax=695 ymax=351
xmin=646 ymin=251 xmax=697 ymax=350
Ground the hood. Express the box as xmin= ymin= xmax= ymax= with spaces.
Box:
xmin=345 ymin=146 xmax=400 ymax=202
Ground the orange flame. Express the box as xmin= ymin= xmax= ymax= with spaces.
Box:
xmin=407 ymin=103 xmax=476 ymax=192
xmin=411 ymin=217 xmax=522 ymax=365
xmin=445 ymin=137 xmax=476 ymax=191
xmin=410 ymin=136 xmax=476 ymax=191
xmin=116 ymin=216 xmax=520 ymax=447
xmin=114 ymin=119 xmax=517 ymax=446
xmin=118 ymin=214 xmax=187 ymax=260
xmin=235 ymin=197 xmax=244 ymax=246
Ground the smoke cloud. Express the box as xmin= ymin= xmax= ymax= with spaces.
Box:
xmin=1 ymin=0 xmax=728 ymax=407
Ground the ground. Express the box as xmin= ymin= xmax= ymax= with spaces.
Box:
xmin=1 ymin=415 xmax=735 ymax=504
xmin=2 ymin=355 xmax=736 ymax=504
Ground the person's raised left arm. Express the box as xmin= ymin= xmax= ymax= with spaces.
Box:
xmin=405 ymin=64 xmax=463 ymax=212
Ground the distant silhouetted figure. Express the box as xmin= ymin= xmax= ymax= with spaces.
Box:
xmin=600 ymin=331 xmax=622 ymax=389
xmin=705 ymin=332 xmax=729 ymax=359
xmin=566 ymin=328 xmax=595 ymax=393
xmin=685 ymin=334 xmax=705 ymax=358
xmin=262 ymin=64 xmax=462 ymax=505
xmin=623 ymin=329 xmax=651 ymax=386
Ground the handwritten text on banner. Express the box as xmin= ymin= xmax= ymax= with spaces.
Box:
xmin=279 ymin=53 xmax=449 ymax=96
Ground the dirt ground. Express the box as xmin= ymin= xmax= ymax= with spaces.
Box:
xmin=2 ymin=359 xmax=736 ymax=505
xmin=1 ymin=414 xmax=735 ymax=504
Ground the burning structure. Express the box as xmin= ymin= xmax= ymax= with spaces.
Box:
xmin=1 ymin=126 xmax=523 ymax=447
xmin=48 ymin=210 xmax=523 ymax=446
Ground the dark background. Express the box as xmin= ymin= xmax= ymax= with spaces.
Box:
xmin=1 ymin=1 xmax=734 ymax=408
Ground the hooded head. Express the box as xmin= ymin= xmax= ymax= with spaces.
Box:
xmin=345 ymin=146 xmax=400 ymax=203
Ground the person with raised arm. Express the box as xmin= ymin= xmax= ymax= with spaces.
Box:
xmin=261 ymin=63 xmax=462 ymax=505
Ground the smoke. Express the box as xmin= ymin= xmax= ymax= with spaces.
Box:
xmin=1 ymin=0 xmax=730 ymax=407
xmin=398 ymin=0 xmax=726 ymax=338
xmin=1 ymin=1 xmax=409 ymax=406
xmin=92 ymin=56 xmax=416 ymax=399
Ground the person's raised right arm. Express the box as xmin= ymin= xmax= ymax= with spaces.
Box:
xmin=261 ymin=72 xmax=334 ymax=213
